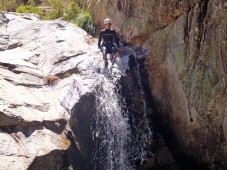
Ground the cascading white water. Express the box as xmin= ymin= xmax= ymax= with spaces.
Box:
xmin=92 ymin=55 xmax=133 ymax=170
xmin=92 ymin=48 xmax=153 ymax=169
xmin=94 ymin=76 xmax=132 ymax=170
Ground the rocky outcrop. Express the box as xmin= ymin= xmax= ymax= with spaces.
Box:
xmin=86 ymin=0 xmax=198 ymax=42
xmin=148 ymin=1 xmax=227 ymax=168
xmin=87 ymin=0 xmax=227 ymax=169
xmin=1 ymin=0 xmax=226 ymax=167
xmin=0 ymin=11 xmax=100 ymax=169
xmin=151 ymin=1 xmax=226 ymax=168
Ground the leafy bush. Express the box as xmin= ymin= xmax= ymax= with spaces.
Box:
xmin=63 ymin=2 xmax=94 ymax=34
xmin=76 ymin=12 xmax=94 ymax=34
xmin=64 ymin=2 xmax=81 ymax=21
xmin=27 ymin=0 xmax=36 ymax=6
xmin=16 ymin=5 xmax=43 ymax=16
xmin=48 ymin=0 xmax=64 ymax=9
xmin=14 ymin=0 xmax=95 ymax=34
xmin=43 ymin=8 xmax=63 ymax=20
xmin=45 ymin=0 xmax=64 ymax=19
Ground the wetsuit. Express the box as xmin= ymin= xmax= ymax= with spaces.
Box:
xmin=98 ymin=29 xmax=120 ymax=55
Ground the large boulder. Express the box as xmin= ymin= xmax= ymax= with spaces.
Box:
xmin=0 ymin=12 xmax=101 ymax=169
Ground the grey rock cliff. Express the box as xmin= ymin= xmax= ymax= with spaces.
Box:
xmin=87 ymin=0 xmax=227 ymax=168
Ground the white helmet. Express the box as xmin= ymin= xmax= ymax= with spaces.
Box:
xmin=104 ymin=18 xmax=111 ymax=25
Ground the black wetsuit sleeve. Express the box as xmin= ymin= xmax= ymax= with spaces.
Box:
xmin=113 ymin=30 xmax=120 ymax=48
xmin=98 ymin=31 xmax=102 ymax=48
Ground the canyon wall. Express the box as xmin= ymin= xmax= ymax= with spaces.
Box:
xmin=87 ymin=0 xmax=227 ymax=168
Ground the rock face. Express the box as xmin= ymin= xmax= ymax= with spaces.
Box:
xmin=0 ymin=10 xmax=176 ymax=170
xmin=1 ymin=0 xmax=226 ymax=168
xmin=87 ymin=0 xmax=227 ymax=168
xmin=0 ymin=11 xmax=100 ymax=169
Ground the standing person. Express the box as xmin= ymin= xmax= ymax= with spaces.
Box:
xmin=98 ymin=18 xmax=121 ymax=67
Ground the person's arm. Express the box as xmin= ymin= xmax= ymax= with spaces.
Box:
xmin=113 ymin=30 xmax=120 ymax=48
xmin=98 ymin=31 xmax=102 ymax=48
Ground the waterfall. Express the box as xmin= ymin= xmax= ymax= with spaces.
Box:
xmin=93 ymin=76 xmax=132 ymax=169
xmin=92 ymin=48 xmax=153 ymax=169
xmin=59 ymin=46 xmax=154 ymax=169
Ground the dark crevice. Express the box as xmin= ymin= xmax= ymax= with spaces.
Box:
xmin=197 ymin=0 xmax=209 ymax=49
xmin=3 ymin=78 xmax=43 ymax=88
xmin=0 ymin=119 xmax=67 ymax=137
xmin=55 ymin=62 xmax=82 ymax=79
xmin=0 ymin=62 xmax=42 ymax=79
xmin=198 ymin=0 xmax=209 ymax=23
xmin=53 ymin=51 xmax=86 ymax=65
xmin=8 ymin=42 xmax=23 ymax=50
xmin=0 ymin=62 xmax=17 ymax=70
xmin=23 ymin=103 xmax=50 ymax=112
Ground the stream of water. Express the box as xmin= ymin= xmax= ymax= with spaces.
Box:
xmin=92 ymin=50 xmax=153 ymax=170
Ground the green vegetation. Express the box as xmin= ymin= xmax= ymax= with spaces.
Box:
xmin=65 ymin=1 xmax=94 ymax=34
xmin=64 ymin=72 xmax=72 ymax=78
xmin=1 ymin=0 xmax=95 ymax=34
xmin=44 ymin=0 xmax=64 ymax=19
xmin=16 ymin=4 xmax=43 ymax=16
xmin=76 ymin=11 xmax=94 ymax=34
xmin=64 ymin=2 xmax=81 ymax=21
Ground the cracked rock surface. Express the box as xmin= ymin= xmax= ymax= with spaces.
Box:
xmin=0 ymin=12 xmax=101 ymax=170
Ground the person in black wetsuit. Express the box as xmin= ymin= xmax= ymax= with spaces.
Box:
xmin=98 ymin=18 xmax=121 ymax=67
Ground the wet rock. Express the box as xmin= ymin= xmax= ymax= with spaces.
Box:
xmin=141 ymin=157 xmax=155 ymax=170
xmin=156 ymin=147 xmax=175 ymax=167
xmin=120 ymin=54 xmax=177 ymax=169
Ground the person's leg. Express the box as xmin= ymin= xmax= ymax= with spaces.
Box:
xmin=101 ymin=46 xmax=108 ymax=63
xmin=103 ymin=54 xmax=108 ymax=62
xmin=113 ymin=46 xmax=120 ymax=61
